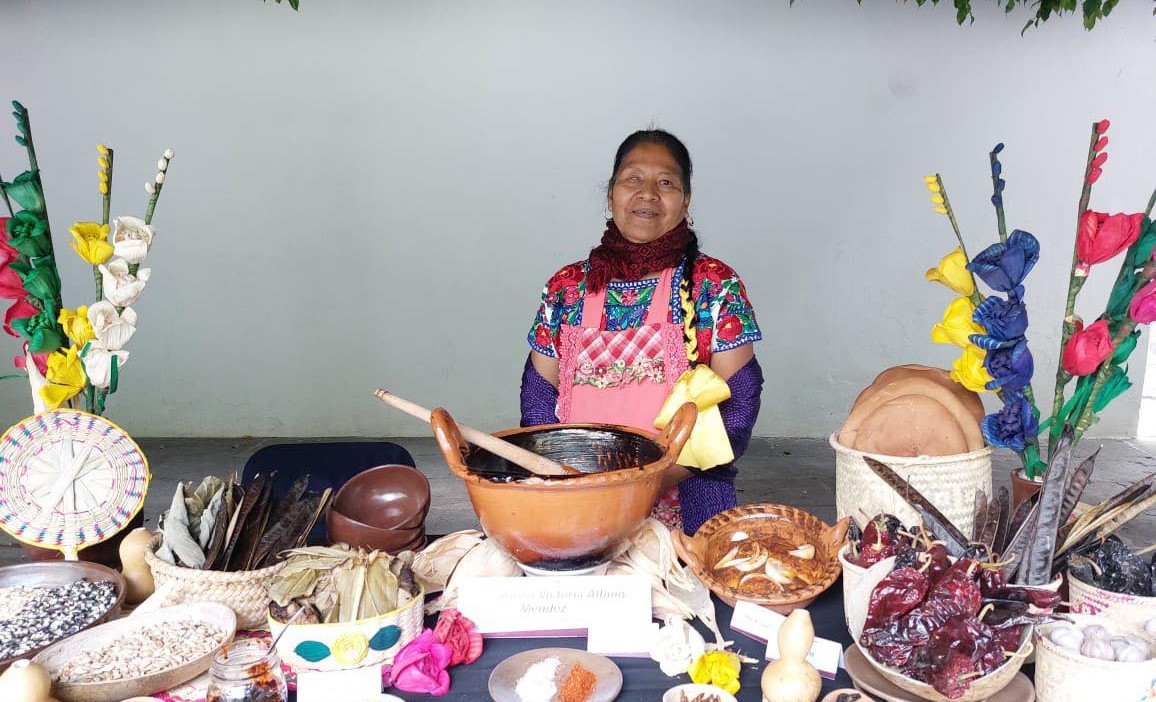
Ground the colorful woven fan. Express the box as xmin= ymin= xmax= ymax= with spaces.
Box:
xmin=0 ymin=409 xmax=149 ymax=560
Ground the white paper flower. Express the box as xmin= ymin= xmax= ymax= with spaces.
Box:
xmin=111 ymin=216 xmax=155 ymax=265
xmin=81 ymin=344 xmax=129 ymax=390
xmin=99 ymin=259 xmax=151 ymax=307
xmin=24 ymin=348 xmax=48 ymax=414
xmin=650 ymin=615 xmax=706 ymax=677
xmin=87 ymin=301 xmax=138 ymax=351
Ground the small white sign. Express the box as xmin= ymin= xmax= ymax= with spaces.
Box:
xmin=729 ymin=600 xmax=843 ymax=679
xmin=295 ymin=665 xmax=384 ymax=702
xmin=456 ymin=575 xmax=652 ymax=644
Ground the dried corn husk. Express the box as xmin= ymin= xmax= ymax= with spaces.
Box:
xmin=439 ymin=539 xmax=523 ymax=611
xmin=184 ymin=476 xmax=226 ymax=536
xmin=198 ymin=487 xmax=226 ymax=550
xmin=162 ymin=482 xmax=206 ymax=568
xmin=413 ymin=530 xmax=484 ymax=593
xmin=269 ymin=545 xmax=415 ymax=624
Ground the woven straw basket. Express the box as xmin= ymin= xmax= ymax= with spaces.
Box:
xmin=268 ymin=586 xmax=425 ymax=672
xmin=837 ymin=544 xmax=867 ymax=627
xmin=1035 ymin=615 xmax=1156 ymax=702
xmin=144 ymin=535 xmax=284 ymax=629
xmin=847 ymin=556 xmax=1032 ymax=702
xmin=1068 ymin=570 xmax=1156 ymax=631
xmin=831 ymin=433 xmax=993 ymax=539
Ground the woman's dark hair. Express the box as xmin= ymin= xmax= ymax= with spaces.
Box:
xmin=609 ymin=129 xmax=702 ymax=365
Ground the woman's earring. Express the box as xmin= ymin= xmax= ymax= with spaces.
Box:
xmin=604 ymin=208 xmax=612 ymax=220
xmin=687 ymin=213 xmax=695 ymax=227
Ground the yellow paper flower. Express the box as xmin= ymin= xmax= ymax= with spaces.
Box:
xmin=41 ymin=345 xmax=87 ymax=410
xmin=57 ymin=306 xmax=94 ymax=346
xmin=330 ymin=632 xmax=369 ymax=665
xmin=931 ymin=297 xmax=986 ymax=348
xmin=69 ymin=222 xmax=113 ymax=265
xmin=951 ymin=345 xmax=993 ymax=393
xmin=925 ymin=247 xmax=975 ymax=297
xmin=687 ymin=651 xmax=741 ymax=694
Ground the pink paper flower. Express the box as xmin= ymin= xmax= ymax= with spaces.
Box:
xmin=4 ymin=298 xmax=38 ymax=337
xmin=384 ymin=629 xmax=452 ymax=697
xmin=1061 ymin=319 xmax=1115 ymax=377
xmin=1076 ymin=211 xmax=1145 ymax=268
xmin=1129 ymin=280 xmax=1156 ymax=325
xmin=434 ymin=608 xmax=484 ymax=666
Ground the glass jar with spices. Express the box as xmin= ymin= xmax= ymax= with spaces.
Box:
xmin=205 ymin=639 xmax=288 ymax=702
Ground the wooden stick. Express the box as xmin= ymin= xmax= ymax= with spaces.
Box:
xmin=373 ymin=389 xmax=571 ymax=477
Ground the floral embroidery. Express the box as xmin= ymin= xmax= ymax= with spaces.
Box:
xmin=528 ymin=256 xmax=760 ymax=361
xmin=574 ymin=356 xmax=665 ymax=389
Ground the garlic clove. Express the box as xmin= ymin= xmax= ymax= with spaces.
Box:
xmin=1080 ymin=637 xmax=1116 ymax=661
xmin=1082 ymin=624 xmax=1111 ymax=640
xmin=729 ymin=530 xmax=749 ymax=542
xmin=789 ymin=544 xmax=816 ymax=560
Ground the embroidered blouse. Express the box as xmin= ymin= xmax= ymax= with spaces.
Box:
xmin=527 ymin=255 xmax=761 ymax=365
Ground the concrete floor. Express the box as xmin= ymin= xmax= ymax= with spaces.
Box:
xmin=2 ymin=435 xmax=1152 ymax=563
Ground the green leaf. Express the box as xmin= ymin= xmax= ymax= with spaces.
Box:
xmin=369 ymin=625 xmax=401 ymax=651
xmin=293 ymin=641 xmax=331 ymax=663
xmin=1110 ymin=330 xmax=1140 ymax=364
xmin=1093 ymin=364 xmax=1131 ymax=412
xmin=1130 ymin=218 xmax=1156 ymax=267
xmin=289 ymin=0 xmax=299 ymax=9
xmin=14 ymin=135 xmax=25 ymax=147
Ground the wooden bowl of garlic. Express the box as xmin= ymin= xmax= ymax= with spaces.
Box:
xmin=672 ymin=503 xmax=850 ymax=612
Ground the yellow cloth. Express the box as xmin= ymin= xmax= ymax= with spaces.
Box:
xmin=654 ymin=365 xmax=735 ymax=469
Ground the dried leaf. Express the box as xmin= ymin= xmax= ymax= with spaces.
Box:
xmin=292 ymin=488 xmax=332 ymax=550
xmin=198 ymin=487 xmax=225 ymax=550
xmin=221 ymin=474 xmax=269 ymax=571
xmin=972 ymin=489 xmax=989 ymax=542
xmin=269 ymin=567 xmax=319 ymax=606
xmin=162 ymin=482 xmax=206 ymax=569
xmin=989 ymin=486 xmax=1011 ymax=555
xmin=254 ymin=494 xmax=319 ymax=568
xmin=365 ymin=555 xmax=399 ymax=618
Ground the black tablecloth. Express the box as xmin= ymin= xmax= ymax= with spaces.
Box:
xmin=363 ymin=584 xmax=856 ymax=701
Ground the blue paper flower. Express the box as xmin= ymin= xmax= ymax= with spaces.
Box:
xmin=984 ymin=340 xmax=1034 ymax=392
xmin=981 ymin=391 xmax=1039 ymax=452
xmin=967 ymin=229 xmax=1040 ymax=293
xmin=970 ymin=297 xmax=1029 ymax=347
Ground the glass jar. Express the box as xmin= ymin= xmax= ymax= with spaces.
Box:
xmin=205 ymin=639 xmax=288 ymax=702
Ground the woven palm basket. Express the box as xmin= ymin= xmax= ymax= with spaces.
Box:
xmin=1035 ymin=615 xmax=1156 ymax=702
xmin=144 ymin=535 xmax=283 ymax=629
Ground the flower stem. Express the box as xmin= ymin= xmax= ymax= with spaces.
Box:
xmin=0 ymin=171 xmax=13 ymax=217
xmin=936 ymin=175 xmax=983 ymax=308
xmin=1146 ymin=187 xmax=1156 ymax=220
xmin=101 ymin=148 xmax=113 ymax=227
xmin=1047 ymin=122 xmax=1101 ymax=458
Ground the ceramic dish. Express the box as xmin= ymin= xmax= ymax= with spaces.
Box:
xmin=0 ymin=561 xmax=126 ymax=674
xmin=33 ymin=602 xmax=236 ymax=702
xmin=672 ymin=503 xmax=849 ymax=612
xmin=843 ymin=644 xmax=1034 ymax=702
xmin=662 ymin=682 xmax=738 ymax=702
xmin=488 ymin=647 xmax=622 ymax=702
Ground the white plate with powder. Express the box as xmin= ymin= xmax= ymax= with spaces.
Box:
xmin=488 ymin=647 xmax=622 ymax=702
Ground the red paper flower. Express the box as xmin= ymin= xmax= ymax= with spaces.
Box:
xmin=4 ymin=298 xmax=38 ymax=337
xmin=1062 ymin=319 xmax=1115 ymax=377
xmin=1129 ymin=280 xmax=1156 ymax=325
xmin=433 ymin=608 xmax=483 ymax=666
xmin=717 ymin=314 xmax=743 ymax=342
xmin=1076 ymin=211 xmax=1144 ymax=267
xmin=14 ymin=346 xmax=48 ymax=374
xmin=0 ymin=264 xmax=25 ymax=299
xmin=1095 ymin=119 xmax=1110 ymax=134
xmin=384 ymin=629 xmax=452 ymax=697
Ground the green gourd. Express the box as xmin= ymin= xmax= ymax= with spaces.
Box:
xmin=761 ymin=609 xmax=822 ymax=702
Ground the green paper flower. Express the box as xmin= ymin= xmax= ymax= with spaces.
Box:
xmin=6 ymin=211 xmax=50 ymax=257
xmin=1093 ymin=365 xmax=1132 ymax=412
xmin=2 ymin=170 xmax=45 ymax=214
xmin=12 ymin=303 xmax=64 ymax=353
xmin=19 ymin=262 xmax=60 ymax=302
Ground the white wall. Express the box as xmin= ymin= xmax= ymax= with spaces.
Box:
xmin=0 ymin=0 xmax=1153 ymax=438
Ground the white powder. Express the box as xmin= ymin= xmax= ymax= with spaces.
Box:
xmin=514 ymin=656 xmax=563 ymax=702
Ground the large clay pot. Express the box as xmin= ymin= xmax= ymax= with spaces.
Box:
xmin=430 ymin=403 xmax=696 ymax=570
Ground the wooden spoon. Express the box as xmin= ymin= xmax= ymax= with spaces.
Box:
xmin=373 ymin=389 xmax=575 ymax=477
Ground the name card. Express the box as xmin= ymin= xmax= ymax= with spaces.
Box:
xmin=296 ymin=665 xmax=385 ymax=702
xmin=456 ymin=575 xmax=652 ymax=643
xmin=729 ymin=600 xmax=843 ymax=679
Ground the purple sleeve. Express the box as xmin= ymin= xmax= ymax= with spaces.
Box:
xmin=720 ymin=355 xmax=764 ymax=460
xmin=520 ymin=355 xmax=559 ymax=427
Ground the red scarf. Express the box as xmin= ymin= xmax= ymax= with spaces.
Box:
xmin=586 ymin=219 xmax=693 ymax=293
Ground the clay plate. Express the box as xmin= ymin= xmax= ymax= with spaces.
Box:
xmin=488 ymin=647 xmax=622 ymax=702
xmin=843 ymin=644 xmax=1034 ymax=702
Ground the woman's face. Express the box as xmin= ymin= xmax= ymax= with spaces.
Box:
xmin=608 ymin=143 xmax=690 ymax=244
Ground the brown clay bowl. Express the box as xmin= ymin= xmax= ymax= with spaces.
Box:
xmin=332 ymin=464 xmax=431 ymax=531
xmin=430 ymin=403 xmax=696 ymax=571
xmin=325 ymin=507 xmax=425 ymax=554
xmin=0 ymin=561 xmax=126 ymax=673
xmin=672 ymin=503 xmax=850 ymax=613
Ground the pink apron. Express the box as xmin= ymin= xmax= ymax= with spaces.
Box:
xmin=556 ymin=266 xmax=689 ymax=528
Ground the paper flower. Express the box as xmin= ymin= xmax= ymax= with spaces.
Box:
xmin=7 ymin=211 xmax=50 ymax=257
xmin=41 ymin=344 xmax=87 ymax=409
xmin=3 ymin=297 xmax=38 ymax=336
xmin=1061 ymin=319 xmax=1115 ymax=377
xmin=433 ymin=608 xmax=483 ymax=666
xmin=21 ymin=346 xmax=49 ymax=414
xmin=980 ymin=391 xmax=1039 ymax=452
xmin=651 ymin=615 xmax=707 ymax=677
xmin=970 ymin=296 xmax=1028 ymax=348
xmin=1129 ymin=280 xmax=1156 ymax=325
xmin=925 ymin=247 xmax=975 ymax=296
xmin=967 ymin=229 xmax=1040 ymax=293
xmin=984 ymin=340 xmax=1034 ymax=392
xmin=11 ymin=304 xmax=65 ymax=353
xmin=87 ymin=301 xmax=137 ymax=350
xmin=688 ymin=650 xmax=741 ymax=694
xmin=57 ymin=306 xmax=94 ymax=347
xmin=1077 ymin=211 xmax=1145 ymax=269
xmin=950 ymin=345 xmax=993 ymax=393
xmin=384 ymin=629 xmax=452 ymax=697
xmin=69 ymin=222 xmax=113 ymax=266
xmin=0 ymin=263 xmax=25 ymax=299
xmin=3 ymin=171 xmax=45 ymax=213
xmin=19 ymin=265 xmax=61 ymax=303
xmin=99 ymin=259 xmax=150 ymax=307
xmin=81 ymin=344 xmax=128 ymax=390
xmin=111 ymin=216 xmax=154 ymax=265
xmin=330 ymin=632 xmax=369 ymax=666
xmin=931 ymin=297 xmax=986 ymax=348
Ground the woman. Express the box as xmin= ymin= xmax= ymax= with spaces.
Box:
xmin=520 ymin=129 xmax=764 ymax=535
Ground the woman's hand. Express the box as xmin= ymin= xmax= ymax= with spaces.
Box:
xmin=709 ymin=345 xmax=755 ymax=381
xmin=531 ymin=350 xmax=560 ymax=388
